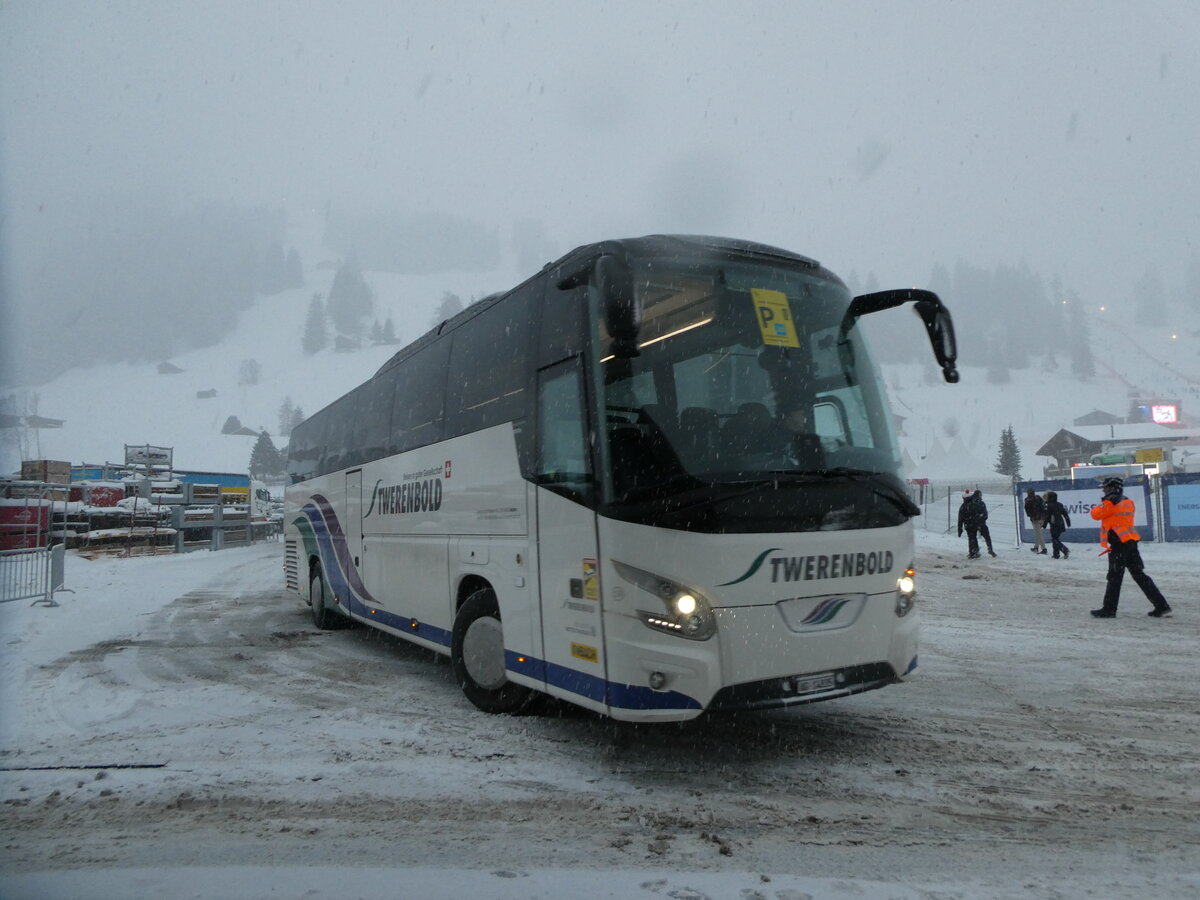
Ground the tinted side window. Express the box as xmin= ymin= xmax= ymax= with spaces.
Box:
xmin=349 ymin=370 xmax=396 ymax=466
xmin=318 ymin=392 xmax=360 ymax=474
xmin=389 ymin=339 xmax=450 ymax=454
xmin=535 ymin=359 xmax=592 ymax=506
xmin=445 ymin=290 xmax=532 ymax=438
xmin=538 ymin=284 xmax=581 ymax=367
xmin=286 ymin=414 xmax=322 ymax=483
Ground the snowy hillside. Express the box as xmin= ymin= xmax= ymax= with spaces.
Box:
xmin=888 ymin=304 xmax=1200 ymax=482
xmin=3 ymin=211 xmax=1198 ymax=481
xmin=1 ymin=209 xmax=520 ymax=476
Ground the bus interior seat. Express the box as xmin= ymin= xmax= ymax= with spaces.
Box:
xmin=678 ymin=406 xmax=721 ymax=467
xmin=721 ymin=402 xmax=773 ymax=456
xmin=638 ymin=403 xmax=675 ymax=434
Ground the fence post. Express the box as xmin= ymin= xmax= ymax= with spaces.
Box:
xmin=211 ymin=503 xmax=224 ymax=552
xmin=49 ymin=543 xmax=65 ymax=593
xmin=172 ymin=506 xmax=185 ymax=553
xmin=1152 ymin=473 xmax=1165 ymax=542
xmin=1012 ymin=477 xmax=1022 ymax=549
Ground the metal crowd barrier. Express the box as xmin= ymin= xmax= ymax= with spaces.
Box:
xmin=0 ymin=485 xmax=64 ymax=604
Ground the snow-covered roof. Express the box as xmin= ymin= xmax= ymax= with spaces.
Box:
xmin=1072 ymin=409 xmax=1123 ymax=427
xmin=1066 ymin=424 xmax=1200 ymax=444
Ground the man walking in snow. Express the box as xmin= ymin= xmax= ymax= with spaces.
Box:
xmin=957 ymin=489 xmax=996 ymax=559
xmin=1044 ymin=490 xmax=1072 ymax=559
xmin=1088 ymin=477 xmax=1172 ymax=619
xmin=1024 ymin=487 xmax=1048 ymax=554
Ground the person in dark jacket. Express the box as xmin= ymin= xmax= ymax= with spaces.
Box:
xmin=1088 ymin=477 xmax=1172 ymax=618
xmin=1024 ymin=488 xmax=1048 ymax=554
xmin=957 ymin=489 xmax=996 ymax=558
xmin=1044 ymin=490 xmax=1071 ymax=559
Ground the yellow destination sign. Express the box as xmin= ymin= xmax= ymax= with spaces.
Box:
xmin=751 ymin=288 xmax=800 ymax=347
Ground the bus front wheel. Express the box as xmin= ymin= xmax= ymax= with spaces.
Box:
xmin=452 ymin=589 xmax=534 ymax=714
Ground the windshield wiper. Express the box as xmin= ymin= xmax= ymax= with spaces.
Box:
xmin=612 ymin=473 xmax=707 ymax=506
xmin=612 ymin=467 xmax=919 ymax=520
xmin=789 ymin=467 xmax=921 ymax=517
xmin=696 ymin=468 xmax=919 ymax=518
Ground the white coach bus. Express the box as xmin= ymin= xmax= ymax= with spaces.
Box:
xmin=284 ymin=235 xmax=958 ymax=722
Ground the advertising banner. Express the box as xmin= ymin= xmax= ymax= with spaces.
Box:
xmin=1162 ymin=473 xmax=1200 ymax=542
xmin=1015 ymin=477 xmax=1154 ymax=546
xmin=125 ymin=444 xmax=173 ymax=467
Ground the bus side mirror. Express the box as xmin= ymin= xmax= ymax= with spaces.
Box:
xmin=841 ymin=288 xmax=959 ymax=384
xmin=595 ymin=254 xmax=640 ymax=358
xmin=556 ymin=253 xmax=640 ymax=358
xmin=913 ymin=297 xmax=959 ymax=383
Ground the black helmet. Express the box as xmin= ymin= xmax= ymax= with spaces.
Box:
xmin=1102 ymin=476 xmax=1124 ymax=493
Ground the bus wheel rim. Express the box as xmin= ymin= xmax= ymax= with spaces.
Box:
xmin=462 ymin=616 xmax=507 ymax=690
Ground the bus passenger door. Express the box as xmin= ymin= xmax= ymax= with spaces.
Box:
xmin=345 ymin=469 xmax=363 ymax=591
xmin=534 ymin=360 xmax=608 ymax=715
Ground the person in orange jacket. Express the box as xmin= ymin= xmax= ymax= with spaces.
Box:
xmin=1088 ymin=476 xmax=1172 ymax=618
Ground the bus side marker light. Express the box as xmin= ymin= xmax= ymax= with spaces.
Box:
xmin=895 ymin=565 xmax=917 ymax=616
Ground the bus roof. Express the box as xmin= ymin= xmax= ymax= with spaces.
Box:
xmin=375 ymin=234 xmax=831 ymax=379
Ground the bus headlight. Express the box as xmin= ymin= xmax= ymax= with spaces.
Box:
xmin=613 ymin=561 xmax=716 ymax=641
xmin=895 ymin=565 xmax=917 ymax=617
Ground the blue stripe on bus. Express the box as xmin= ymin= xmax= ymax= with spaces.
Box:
xmin=509 ymin=652 xmax=700 ymax=710
xmin=298 ymin=495 xmax=701 ymax=713
xmin=609 ymin=682 xmax=702 ymax=710
xmin=354 ymin=604 xmax=453 ymax=647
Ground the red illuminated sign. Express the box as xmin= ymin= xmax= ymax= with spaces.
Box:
xmin=1151 ymin=404 xmax=1178 ymax=424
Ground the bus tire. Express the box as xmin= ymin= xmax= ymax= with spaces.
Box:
xmin=309 ymin=564 xmax=346 ymax=630
xmin=452 ymin=588 xmax=534 ymax=714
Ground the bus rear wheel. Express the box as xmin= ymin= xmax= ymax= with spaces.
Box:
xmin=452 ymin=588 xmax=534 ymax=714
xmin=309 ymin=565 xmax=347 ymax=630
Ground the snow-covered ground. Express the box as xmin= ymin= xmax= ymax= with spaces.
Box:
xmin=1 ymin=501 xmax=1197 ymax=899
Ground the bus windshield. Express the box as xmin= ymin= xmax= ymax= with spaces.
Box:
xmin=591 ymin=255 xmax=910 ymax=532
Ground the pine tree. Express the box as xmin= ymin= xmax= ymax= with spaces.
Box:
xmin=1134 ymin=265 xmax=1167 ymax=326
xmin=259 ymin=242 xmax=289 ymax=295
xmin=249 ymin=430 xmax=284 ymax=479
xmin=285 ymin=247 xmax=304 ymax=288
xmin=994 ymin=425 xmax=1022 ymax=481
xmin=278 ymin=397 xmax=298 ymax=437
xmin=1067 ymin=296 xmax=1095 ymax=378
xmin=238 ymin=358 xmax=261 ymax=387
xmin=302 ymin=295 xmax=328 ymax=355
xmin=382 ymin=317 xmax=397 ymax=343
xmin=430 ymin=291 xmax=463 ymax=327
xmin=326 ymin=255 xmax=373 ymax=335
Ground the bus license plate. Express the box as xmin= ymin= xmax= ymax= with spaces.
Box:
xmin=787 ymin=672 xmax=836 ymax=695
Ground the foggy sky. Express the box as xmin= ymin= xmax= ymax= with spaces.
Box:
xmin=3 ymin=0 xmax=1199 ymax=382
